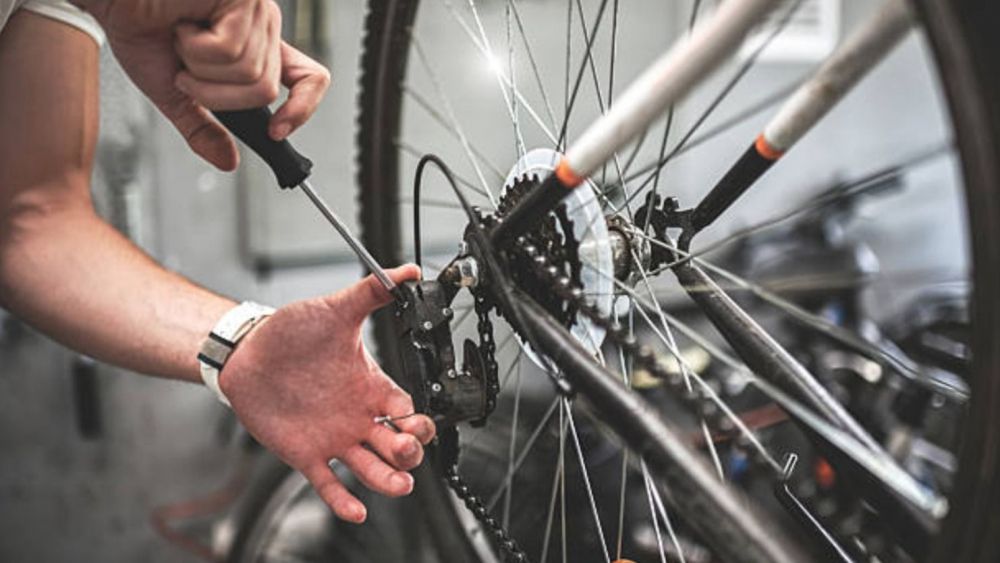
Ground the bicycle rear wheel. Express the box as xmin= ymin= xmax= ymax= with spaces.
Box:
xmin=353 ymin=1 xmax=1000 ymax=561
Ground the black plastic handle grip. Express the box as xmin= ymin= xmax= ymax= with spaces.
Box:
xmin=212 ymin=107 xmax=313 ymax=189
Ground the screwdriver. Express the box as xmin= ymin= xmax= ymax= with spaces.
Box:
xmin=212 ymin=107 xmax=403 ymax=303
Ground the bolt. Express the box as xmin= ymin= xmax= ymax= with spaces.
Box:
xmin=422 ymin=321 xmax=434 ymax=331
xmin=446 ymin=369 xmax=457 ymax=379
xmin=442 ymin=307 xmax=453 ymax=318
xmin=431 ymin=382 xmax=443 ymax=393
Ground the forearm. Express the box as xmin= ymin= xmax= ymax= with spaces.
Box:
xmin=0 ymin=190 xmax=234 ymax=382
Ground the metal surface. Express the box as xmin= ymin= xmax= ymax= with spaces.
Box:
xmin=672 ymin=261 xmax=882 ymax=452
xmin=506 ymin=290 xmax=810 ymax=563
xmin=298 ymin=180 xmax=398 ymax=295
xmin=564 ymin=0 xmax=784 ymax=177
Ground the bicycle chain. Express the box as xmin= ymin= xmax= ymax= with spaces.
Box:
xmin=444 ymin=466 xmax=529 ymax=562
xmin=472 ymin=289 xmax=500 ymax=426
xmin=442 ymin=216 xmax=779 ymax=563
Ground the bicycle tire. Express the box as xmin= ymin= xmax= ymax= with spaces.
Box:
xmin=355 ymin=0 xmax=1000 ymax=561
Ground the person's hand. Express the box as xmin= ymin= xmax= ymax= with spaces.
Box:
xmin=219 ymin=264 xmax=436 ymax=523
xmin=80 ymin=0 xmax=330 ymax=170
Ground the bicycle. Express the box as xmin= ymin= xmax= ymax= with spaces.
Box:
xmin=220 ymin=0 xmax=1000 ymax=561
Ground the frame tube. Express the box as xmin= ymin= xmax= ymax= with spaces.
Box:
xmin=691 ymin=0 xmax=915 ymax=235
xmin=510 ymin=292 xmax=812 ymax=563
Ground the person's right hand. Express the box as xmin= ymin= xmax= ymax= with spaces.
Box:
xmin=79 ymin=0 xmax=330 ymax=170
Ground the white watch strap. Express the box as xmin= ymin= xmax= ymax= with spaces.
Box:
xmin=198 ymin=301 xmax=276 ymax=406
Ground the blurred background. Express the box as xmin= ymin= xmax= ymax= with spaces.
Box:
xmin=0 ymin=0 xmax=967 ymax=561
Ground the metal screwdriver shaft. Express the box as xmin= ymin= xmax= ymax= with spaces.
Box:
xmin=210 ymin=107 xmax=401 ymax=302
xmin=297 ymin=179 xmax=398 ymax=296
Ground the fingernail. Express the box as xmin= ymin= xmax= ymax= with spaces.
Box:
xmin=352 ymin=503 xmax=367 ymax=522
xmin=392 ymin=472 xmax=414 ymax=491
xmin=403 ymin=439 xmax=420 ymax=457
xmin=272 ymin=123 xmax=291 ymax=140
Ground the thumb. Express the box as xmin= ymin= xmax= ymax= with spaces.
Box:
xmin=335 ymin=264 xmax=421 ymax=322
xmin=159 ymin=94 xmax=240 ymax=171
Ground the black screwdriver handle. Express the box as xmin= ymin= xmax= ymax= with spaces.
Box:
xmin=212 ymin=107 xmax=313 ymax=189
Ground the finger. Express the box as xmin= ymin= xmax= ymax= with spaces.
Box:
xmin=159 ymin=93 xmax=239 ymax=171
xmin=175 ymin=2 xmax=269 ymax=85
xmin=334 ymin=264 xmax=422 ymax=322
xmin=366 ymin=423 xmax=424 ymax=471
xmin=382 ymin=388 xmax=436 ymax=445
xmin=174 ymin=2 xmax=282 ymax=110
xmin=301 ymin=462 xmax=367 ymax=523
xmin=174 ymin=0 xmax=258 ymax=65
xmin=269 ymin=42 xmax=331 ymax=140
xmin=342 ymin=445 xmax=415 ymax=498
xmin=394 ymin=414 xmax=437 ymax=446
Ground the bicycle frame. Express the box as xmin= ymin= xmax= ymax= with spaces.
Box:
xmin=480 ymin=0 xmax=940 ymax=558
xmin=492 ymin=0 xmax=915 ymax=435
xmin=492 ymin=0 xmax=914 ymax=244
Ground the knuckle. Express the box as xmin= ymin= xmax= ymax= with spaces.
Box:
xmin=252 ymin=81 xmax=280 ymax=105
xmin=209 ymin=39 xmax=244 ymax=63
xmin=237 ymin=58 xmax=266 ymax=83
xmin=318 ymin=67 xmax=332 ymax=89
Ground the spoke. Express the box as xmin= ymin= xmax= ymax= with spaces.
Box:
xmin=652 ymin=144 xmax=952 ymax=272
xmin=694 ymin=246 xmax=967 ymax=401
xmin=622 ymin=79 xmax=802 ymax=186
xmin=539 ymin=415 xmax=565 ymax=563
xmin=614 ymin=450 xmax=629 ymax=560
xmin=592 ymin=266 xmax=784 ymax=472
xmin=400 ymin=196 xmax=467 ymax=211
xmin=562 ymin=0 xmax=573 ymax=150
xmin=504 ymin=0 xmax=527 ymax=156
xmin=502 ymin=359 xmax=523 ymax=529
xmin=410 ymin=37 xmax=498 ymax=206
xmin=558 ymin=0 xmax=611 ymax=149
xmin=751 ymin=375 xmax=947 ymax=516
xmin=462 ymin=0 xmax=527 ymax=153
xmin=566 ymin=401 xmax=612 ymax=563
xmin=570 ymin=83 xmax=809 ymax=248
xmin=596 ymin=13 xmax=806 ymax=216
xmin=640 ymin=0 xmax=805 ymax=201
xmin=571 ymin=0 xmax=632 ymax=216
xmin=642 ymin=458 xmax=686 ymax=563
xmin=401 ymin=89 xmax=507 ymax=181
xmin=613 ymin=330 xmax=632 ymax=560
xmin=646 ymin=0 xmax=703 ymax=231
xmin=641 ymin=465 xmax=670 ymax=563
xmin=631 ymin=250 xmax=728 ymax=481
xmin=508 ymin=0 xmax=559 ymax=132
xmin=487 ymin=395 xmax=561 ymax=509
xmin=398 ymin=141 xmax=493 ymax=200
xmin=440 ymin=0 xmax=560 ymax=146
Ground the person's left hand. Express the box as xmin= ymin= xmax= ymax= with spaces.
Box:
xmin=78 ymin=0 xmax=330 ymax=171
xmin=219 ymin=264 xmax=437 ymax=523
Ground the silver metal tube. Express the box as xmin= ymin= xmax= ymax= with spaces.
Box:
xmin=762 ymin=0 xmax=915 ymax=152
xmin=563 ymin=0 xmax=784 ymax=179
xmin=298 ymin=180 xmax=397 ymax=293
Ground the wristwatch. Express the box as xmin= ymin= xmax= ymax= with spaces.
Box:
xmin=197 ymin=301 xmax=276 ymax=406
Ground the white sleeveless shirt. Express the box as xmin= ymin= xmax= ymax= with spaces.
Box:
xmin=0 ymin=0 xmax=103 ymax=45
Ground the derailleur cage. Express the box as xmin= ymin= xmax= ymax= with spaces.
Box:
xmin=394 ymin=280 xmax=495 ymax=426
